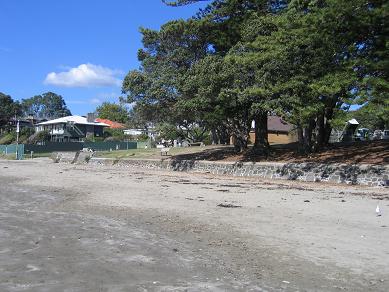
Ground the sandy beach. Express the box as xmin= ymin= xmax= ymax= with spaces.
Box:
xmin=0 ymin=158 xmax=388 ymax=291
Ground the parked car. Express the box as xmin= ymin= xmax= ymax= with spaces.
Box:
xmin=382 ymin=130 xmax=389 ymax=140
xmin=355 ymin=128 xmax=370 ymax=141
xmin=372 ymin=130 xmax=383 ymax=140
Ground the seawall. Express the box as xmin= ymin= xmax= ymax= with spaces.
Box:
xmin=85 ymin=157 xmax=388 ymax=187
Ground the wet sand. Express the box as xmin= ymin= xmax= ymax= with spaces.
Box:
xmin=0 ymin=158 xmax=388 ymax=291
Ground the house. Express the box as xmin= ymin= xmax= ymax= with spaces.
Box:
xmin=340 ymin=118 xmax=359 ymax=142
xmin=248 ymin=115 xmax=297 ymax=144
xmin=123 ymin=128 xmax=157 ymax=139
xmin=123 ymin=123 xmax=157 ymax=140
xmin=35 ymin=115 xmax=109 ymax=142
xmin=95 ymin=118 xmax=125 ymax=129
xmin=8 ymin=116 xmax=46 ymax=130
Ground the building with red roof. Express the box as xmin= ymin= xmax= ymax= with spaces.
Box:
xmin=95 ymin=118 xmax=125 ymax=129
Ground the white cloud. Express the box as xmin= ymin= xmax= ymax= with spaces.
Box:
xmin=44 ymin=63 xmax=122 ymax=87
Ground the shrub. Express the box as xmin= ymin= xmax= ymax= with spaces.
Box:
xmin=27 ymin=130 xmax=50 ymax=144
xmin=136 ymin=133 xmax=149 ymax=141
xmin=103 ymin=128 xmax=132 ymax=141
xmin=0 ymin=132 xmax=15 ymax=144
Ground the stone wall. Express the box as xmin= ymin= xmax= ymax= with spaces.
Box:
xmin=88 ymin=158 xmax=389 ymax=187
xmin=52 ymin=151 xmax=93 ymax=164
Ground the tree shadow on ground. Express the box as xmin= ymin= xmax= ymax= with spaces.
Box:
xmin=172 ymin=140 xmax=389 ymax=165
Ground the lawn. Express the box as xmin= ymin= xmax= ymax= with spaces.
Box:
xmin=94 ymin=146 xmax=217 ymax=160
xmin=96 ymin=140 xmax=389 ymax=165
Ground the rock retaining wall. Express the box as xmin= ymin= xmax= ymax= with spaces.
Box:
xmin=88 ymin=158 xmax=389 ymax=187
xmin=52 ymin=151 xmax=93 ymax=164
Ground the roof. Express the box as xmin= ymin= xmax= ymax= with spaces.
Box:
xmin=95 ymin=118 xmax=125 ymax=129
xmin=267 ymin=116 xmax=294 ymax=133
xmin=36 ymin=115 xmax=109 ymax=127
xmin=347 ymin=118 xmax=359 ymax=125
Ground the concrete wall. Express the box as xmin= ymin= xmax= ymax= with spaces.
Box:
xmin=87 ymin=158 xmax=389 ymax=187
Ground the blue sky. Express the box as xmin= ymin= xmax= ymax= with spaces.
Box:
xmin=0 ymin=0 xmax=207 ymax=115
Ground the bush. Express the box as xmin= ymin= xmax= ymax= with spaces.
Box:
xmin=104 ymin=136 xmax=121 ymax=142
xmin=0 ymin=132 xmax=16 ymax=144
xmin=136 ymin=133 xmax=149 ymax=141
xmin=19 ymin=128 xmax=35 ymax=143
xmin=202 ymin=133 xmax=212 ymax=145
xmin=84 ymin=133 xmax=95 ymax=142
xmin=156 ymin=123 xmax=180 ymax=141
xmin=27 ymin=130 xmax=50 ymax=144
xmin=103 ymin=128 xmax=132 ymax=141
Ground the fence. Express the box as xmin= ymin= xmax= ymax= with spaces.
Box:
xmin=23 ymin=141 xmax=138 ymax=154
xmin=83 ymin=141 xmax=137 ymax=151
xmin=136 ymin=141 xmax=152 ymax=149
xmin=0 ymin=141 xmax=139 ymax=159
xmin=24 ymin=141 xmax=137 ymax=154
xmin=0 ymin=144 xmax=24 ymax=160
xmin=24 ymin=142 xmax=82 ymax=153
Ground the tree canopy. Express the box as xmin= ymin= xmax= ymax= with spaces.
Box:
xmin=95 ymin=102 xmax=130 ymax=124
xmin=122 ymin=0 xmax=388 ymax=152
xmin=21 ymin=92 xmax=71 ymax=119
xmin=0 ymin=92 xmax=21 ymax=129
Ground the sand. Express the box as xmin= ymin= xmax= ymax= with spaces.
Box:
xmin=0 ymin=158 xmax=388 ymax=291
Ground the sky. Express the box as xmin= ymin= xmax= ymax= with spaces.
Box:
xmin=0 ymin=0 xmax=207 ymax=115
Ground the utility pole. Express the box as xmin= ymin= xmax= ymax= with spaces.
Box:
xmin=15 ymin=113 xmax=20 ymax=160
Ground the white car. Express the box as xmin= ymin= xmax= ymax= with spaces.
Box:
xmin=382 ymin=130 xmax=389 ymax=140
xmin=355 ymin=128 xmax=370 ymax=141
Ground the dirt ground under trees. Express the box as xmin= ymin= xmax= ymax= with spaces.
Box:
xmin=173 ymin=140 xmax=389 ymax=165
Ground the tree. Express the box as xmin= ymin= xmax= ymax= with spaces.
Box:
xmin=95 ymin=102 xmax=129 ymax=124
xmin=123 ymin=0 xmax=387 ymax=154
xmin=349 ymin=103 xmax=389 ymax=130
xmin=0 ymin=92 xmax=21 ymax=130
xmin=21 ymin=92 xmax=71 ymax=119
xmin=227 ymin=0 xmax=387 ymax=152
xmin=122 ymin=19 xmax=213 ymax=139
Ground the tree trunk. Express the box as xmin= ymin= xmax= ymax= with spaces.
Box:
xmin=303 ymin=119 xmax=315 ymax=153
xmin=231 ymin=121 xmax=250 ymax=152
xmin=324 ymin=107 xmax=335 ymax=145
xmin=314 ymin=112 xmax=325 ymax=152
xmin=217 ymin=125 xmax=229 ymax=144
xmin=211 ymin=128 xmax=218 ymax=145
xmin=297 ymin=126 xmax=305 ymax=154
xmin=232 ymin=133 xmax=247 ymax=152
xmin=253 ymin=111 xmax=269 ymax=155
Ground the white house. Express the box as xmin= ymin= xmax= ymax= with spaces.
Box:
xmin=35 ymin=115 xmax=109 ymax=142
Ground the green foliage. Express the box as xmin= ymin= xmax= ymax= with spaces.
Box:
xmin=18 ymin=128 xmax=35 ymax=143
xmin=103 ymin=128 xmax=132 ymax=142
xmin=0 ymin=132 xmax=16 ymax=144
xmin=122 ymin=0 xmax=387 ymax=153
xmin=202 ymin=133 xmax=212 ymax=145
xmin=95 ymin=102 xmax=129 ymax=124
xmin=27 ymin=130 xmax=50 ymax=144
xmin=137 ymin=133 xmax=149 ymax=142
xmin=156 ymin=123 xmax=180 ymax=141
xmin=350 ymin=103 xmax=389 ymax=130
xmin=84 ymin=133 xmax=95 ymax=142
xmin=0 ymin=92 xmax=21 ymax=129
xmin=0 ymin=127 xmax=34 ymax=144
xmin=21 ymin=92 xmax=71 ymax=119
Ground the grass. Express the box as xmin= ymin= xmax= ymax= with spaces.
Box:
xmin=96 ymin=141 xmax=389 ymax=164
xmin=0 ymin=153 xmax=17 ymax=160
xmin=95 ymin=146 xmax=213 ymax=160
xmin=24 ymin=152 xmax=52 ymax=159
